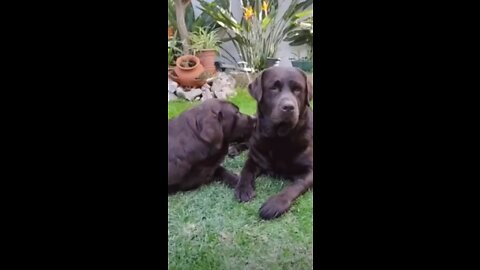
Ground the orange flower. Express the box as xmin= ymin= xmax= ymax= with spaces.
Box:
xmin=243 ymin=6 xmax=254 ymax=20
xmin=262 ymin=1 xmax=269 ymax=12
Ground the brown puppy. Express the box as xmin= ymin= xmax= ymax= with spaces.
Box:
xmin=168 ymin=99 xmax=256 ymax=194
xmin=235 ymin=67 xmax=313 ymax=219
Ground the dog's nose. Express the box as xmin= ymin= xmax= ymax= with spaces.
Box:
xmin=282 ymin=104 xmax=295 ymax=112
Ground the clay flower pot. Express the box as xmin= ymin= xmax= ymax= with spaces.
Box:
xmin=168 ymin=26 xmax=174 ymax=40
xmin=196 ymin=49 xmax=217 ymax=75
xmin=168 ymin=55 xmax=206 ymax=89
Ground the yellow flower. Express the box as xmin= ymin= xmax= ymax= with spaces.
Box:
xmin=243 ymin=6 xmax=254 ymax=20
xmin=262 ymin=1 xmax=269 ymax=12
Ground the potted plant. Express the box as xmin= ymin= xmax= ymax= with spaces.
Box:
xmin=199 ymin=0 xmax=313 ymax=72
xmin=285 ymin=11 xmax=313 ymax=72
xmin=190 ymin=27 xmax=220 ymax=75
xmin=266 ymin=57 xmax=281 ymax=68
xmin=168 ymin=25 xmax=175 ymax=40
xmin=291 ymin=55 xmax=313 ymax=72
xmin=168 ymin=54 xmax=207 ymax=89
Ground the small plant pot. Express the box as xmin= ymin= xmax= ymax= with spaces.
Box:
xmin=196 ymin=49 xmax=217 ymax=75
xmin=291 ymin=60 xmax=313 ymax=72
xmin=168 ymin=26 xmax=175 ymax=40
xmin=266 ymin=58 xmax=281 ymax=68
xmin=168 ymin=55 xmax=206 ymax=89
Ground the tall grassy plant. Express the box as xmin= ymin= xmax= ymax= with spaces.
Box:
xmin=199 ymin=0 xmax=312 ymax=72
xmin=190 ymin=27 xmax=221 ymax=54
xmin=285 ymin=9 xmax=313 ymax=59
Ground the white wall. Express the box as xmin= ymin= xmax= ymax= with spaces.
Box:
xmin=191 ymin=0 xmax=311 ymax=67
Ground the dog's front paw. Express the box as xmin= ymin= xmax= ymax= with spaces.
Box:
xmin=223 ymin=173 xmax=239 ymax=188
xmin=259 ymin=195 xmax=291 ymax=220
xmin=235 ymin=184 xmax=256 ymax=202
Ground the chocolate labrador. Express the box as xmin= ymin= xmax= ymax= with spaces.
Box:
xmin=168 ymin=99 xmax=256 ymax=194
xmin=235 ymin=67 xmax=313 ymax=219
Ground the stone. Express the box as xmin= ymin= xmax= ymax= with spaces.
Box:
xmin=201 ymin=83 xmax=211 ymax=90
xmin=214 ymin=91 xmax=227 ymax=100
xmin=175 ymin=87 xmax=186 ymax=99
xmin=183 ymin=88 xmax=203 ymax=101
xmin=229 ymin=72 xmax=252 ymax=88
xmin=168 ymin=92 xmax=178 ymax=102
xmin=211 ymin=72 xmax=237 ymax=99
xmin=201 ymin=88 xmax=214 ymax=101
xmin=222 ymin=86 xmax=236 ymax=97
xmin=168 ymin=79 xmax=178 ymax=93
xmin=211 ymin=72 xmax=236 ymax=94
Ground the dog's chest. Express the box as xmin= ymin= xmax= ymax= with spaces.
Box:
xmin=253 ymin=139 xmax=306 ymax=175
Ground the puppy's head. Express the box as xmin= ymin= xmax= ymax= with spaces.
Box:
xmin=194 ymin=99 xmax=256 ymax=148
xmin=248 ymin=67 xmax=312 ymax=136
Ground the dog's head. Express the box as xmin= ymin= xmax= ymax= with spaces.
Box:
xmin=192 ymin=99 xmax=256 ymax=148
xmin=248 ymin=67 xmax=312 ymax=136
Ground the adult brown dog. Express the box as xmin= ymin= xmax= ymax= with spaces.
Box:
xmin=168 ymin=99 xmax=256 ymax=194
xmin=235 ymin=67 xmax=313 ymax=219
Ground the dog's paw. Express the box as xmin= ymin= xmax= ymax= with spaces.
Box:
xmin=259 ymin=196 xmax=291 ymax=220
xmin=235 ymin=185 xmax=256 ymax=202
xmin=223 ymin=173 xmax=239 ymax=188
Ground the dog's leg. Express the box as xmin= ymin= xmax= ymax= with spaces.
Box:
xmin=228 ymin=142 xmax=250 ymax=157
xmin=235 ymin=158 xmax=261 ymax=202
xmin=259 ymin=170 xmax=313 ymax=220
xmin=214 ymin=166 xmax=238 ymax=188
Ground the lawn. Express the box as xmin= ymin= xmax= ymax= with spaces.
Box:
xmin=168 ymin=88 xmax=313 ymax=270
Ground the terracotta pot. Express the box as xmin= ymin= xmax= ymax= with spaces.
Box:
xmin=196 ymin=49 xmax=217 ymax=75
xmin=168 ymin=26 xmax=174 ymax=39
xmin=168 ymin=55 xmax=206 ymax=89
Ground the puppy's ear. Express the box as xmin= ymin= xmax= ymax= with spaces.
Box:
xmin=248 ymin=71 xmax=263 ymax=102
xmin=295 ymin=68 xmax=313 ymax=107
xmin=195 ymin=107 xmax=224 ymax=149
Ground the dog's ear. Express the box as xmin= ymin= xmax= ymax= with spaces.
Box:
xmin=306 ymin=80 xmax=313 ymax=106
xmin=195 ymin=106 xmax=224 ymax=149
xmin=295 ymin=68 xmax=313 ymax=107
xmin=248 ymin=71 xmax=263 ymax=102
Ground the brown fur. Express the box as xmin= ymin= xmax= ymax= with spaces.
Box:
xmin=168 ymin=99 xmax=255 ymax=194
xmin=235 ymin=67 xmax=313 ymax=219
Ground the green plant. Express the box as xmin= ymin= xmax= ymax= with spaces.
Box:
xmin=190 ymin=27 xmax=221 ymax=53
xmin=168 ymin=0 xmax=230 ymax=53
xmin=168 ymin=38 xmax=183 ymax=66
xmin=199 ymin=0 xmax=312 ymax=72
xmin=285 ymin=10 xmax=313 ymax=60
xmin=168 ymin=47 xmax=174 ymax=66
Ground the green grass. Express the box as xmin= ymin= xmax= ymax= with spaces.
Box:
xmin=168 ymin=88 xmax=313 ymax=270
xmin=228 ymin=88 xmax=257 ymax=115
xmin=168 ymin=88 xmax=312 ymax=119
xmin=168 ymin=100 xmax=198 ymax=120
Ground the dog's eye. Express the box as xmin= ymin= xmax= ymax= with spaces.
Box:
xmin=293 ymin=88 xmax=301 ymax=94
xmin=270 ymin=88 xmax=279 ymax=92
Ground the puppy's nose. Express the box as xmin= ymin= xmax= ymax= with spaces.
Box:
xmin=282 ymin=104 xmax=295 ymax=112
